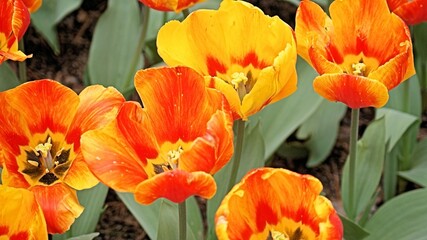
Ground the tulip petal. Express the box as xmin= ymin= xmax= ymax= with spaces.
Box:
xmin=139 ymin=0 xmax=202 ymax=12
xmin=134 ymin=170 xmax=216 ymax=204
xmin=22 ymin=0 xmax=42 ymax=12
xmin=0 ymin=185 xmax=47 ymax=240
xmin=313 ymin=73 xmax=389 ymax=108
xmin=388 ymin=0 xmax=427 ymax=25
xmin=134 ymin=66 xmax=224 ymax=144
xmin=4 ymin=80 xmax=79 ymax=135
xmin=81 ymin=102 xmax=155 ymax=192
xmin=31 ymin=184 xmax=83 ymax=234
xmin=215 ymin=168 xmax=342 ymax=240
xmin=66 ymin=85 xmax=124 ymax=150
xmin=181 ymin=109 xmax=234 ymax=174
xmin=1 ymin=151 xmax=30 ymax=188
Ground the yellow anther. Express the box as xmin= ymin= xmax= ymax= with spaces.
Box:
xmin=352 ymin=62 xmax=366 ymax=76
xmin=34 ymin=137 xmax=52 ymax=158
xmin=231 ymin=72 xmax=248 ymax=90
xmin=270 ymin=231 xmax=287 ymax=240
xmin=167 ymin=146 xmax=184 ymax=165
xmin=27 ymin=160 xmax=39 ymax=167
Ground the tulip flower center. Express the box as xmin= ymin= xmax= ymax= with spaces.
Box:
xmin=149 ymin=141 xmax=190 ymax=176
xmin=268 ymin=228 xmax=304 ymax=240
xmin=231 ymin=72 xmax=249 ymax=101
xmin=352 ymin=62 xmax=367 ymax=76
xmin=20 ymin=134 xmax=73 ymax=186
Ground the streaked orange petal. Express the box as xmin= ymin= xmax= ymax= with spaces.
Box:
xmin=11 ymin=0 xmax=31 ymax=40
xmin=134 ymin=170 xmax=216 ymax=204
xmin=4 ymin=80 xmax=79 ymax=135
xmin=368 ymin=43 xmax=414 ymax=90
xmin=0 ymin=185 xmax=47 ymax=240
xmin=30 ymin=183 xmax=83 ymax=234
xmin=0 ymin=93 xmax=30 ymax=156
xmin=1 ymin=151 xmax=30 ymax=188
xmin=180 ymin=109 xmax=234 ymax=174
xmin=313 ymin=73 xmax=389 ymax=108
xmin=139 ymin=0 xmax=203 ymax=12
xmin=66 ymin=85 xmax=125 ymax=150
xmin=215 ymin=168 xmax=343 ymax=240
xmin=295 ymin=0 xmax=337 ymax=67
xmin=62 ymin=152 xmax=98 ymax=190
xmin=388 ymin=0 xmax=427 ymax=25
xmin=81 ymin=102 xmax=155 ymax=192
xmin=134 ymin=66 xmax=223 ymax=144
xmin=22 ymin=0 xmax=42 ymax=12
xmin=330 ymin=0 xmax=411 ymax=65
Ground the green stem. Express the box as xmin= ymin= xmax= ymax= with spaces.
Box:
xmin=227 ymin=119 xmax=246 ymax=191
xmin=178 ymin=201 xmax=187 ymax=240
xmin=18 ymin=39 xmax=27 ymax=83
xmin=125 ymin=6 xmax=150 ymax=91
xmin=348 ymin=108 xmax=359 ymax=220
xmin=182 ymin=9 xmax=190 ymax=18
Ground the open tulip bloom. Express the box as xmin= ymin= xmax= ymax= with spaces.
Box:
xmin=0 ymin=185 xmax=48 ymax=240
xmin=296 ymin=0 xmax=415 ymax=109
xmin=81 ymin=66 xmax=234 ymax=205
xmin=0 ymin=0 xmax=33 ymax=63
xmin=157 ymin=0 xmax=298 ymax=120
xmin=387 ymin=0 xmax=427 ymax=25
xmin=215 ymin=168 xmax=343 ymax=240
xmin=0 ymin=80 xmax=125 ymax=233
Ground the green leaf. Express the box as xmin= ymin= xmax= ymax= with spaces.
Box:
xmin=365 ymin=188 xmax=427 ymax=240
xmin=0 ymin=63 xmax=21 ymax=90
xmin=375 ymin=108 xmax=418 ymax=200
xmin=117 ymin=192 xmax=161 ymax=239
xmin=206 ymin=121 xmax=265 ymax=240
xmin=296 ymin=99 xmax=346 ymax=167
xmin=117 ymin=193 xmax=202 ymax=240
xmin=67 ymin=233 xmax=100 ymax=240
xmin=375 ymin=108 xmax=418 ymax=152
xmin=250 ymin=57 xmax=322 ymax=161
xmin=52 ymin=183 xmax=109 ymax=240
xmin=339 ymin=214 xmax=369 ymax=240
xmin=31 ymin=0 xmax=83 ymax=54
xmin=87 ymin=0 xmax=142 ymax=96
xmin=341 ymin=117 xmax=385 ymax=219
xmin=399 ymin=137 xmax=427 ymax=187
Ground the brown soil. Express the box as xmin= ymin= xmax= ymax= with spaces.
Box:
xmin=17 ymin=0 xmax=426 ymax=239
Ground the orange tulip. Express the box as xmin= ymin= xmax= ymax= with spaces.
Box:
xmin=215 ymin=168 xmax=343 ymax=240
xmin=0 ymin=80 xmax=125 ymax=233
xmin=0 ymin=185 xmax=47 ymax=240
xmin=296 ymin=0 xmax=415 ymax=109
xmin=81 ymin=66 xmax=234 ymax=204
xmin=0 ymin=0 xmax=32 ymax=64
xmin=157 ymin=0 xmax=297 ymax=120
xmin=138 ymin=0 xmax=203 ymax=12
xmin=387 ymin=0 xmax=427 ymax=25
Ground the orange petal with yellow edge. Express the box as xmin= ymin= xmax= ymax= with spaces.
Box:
xmin=134 ymin=66 xmax=224 ymax=144
xmin=4 ymin=80 xmax=79 ymax=135
xmin=215 ymin=168 xmax=342 ymax=240
xmin=63 ymin=152 xmax=99 ymax=190
xmin=139 ymin=0 xmax=202 ymax=12
xmin=22 ymin=0 xmax=42 ymax=12
xmin=66 ymin=85 xmax=125 ymax=150
xmin=0 ymin=185 xmax=47 ymax=240
xmin=180 ymin=109 xmax=234 ymax=174
xmin=205 ymin=76 xmax=242 ymax=120
xmin=81 ymin=102 xmax=156 ymax=192
xmin=134 ymin=169 xmax=216 ymax=204
xmin=31 ymin=183 xmax=83 ymax=234
xmin=313 ymin=73 xmax=389 ymax=108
